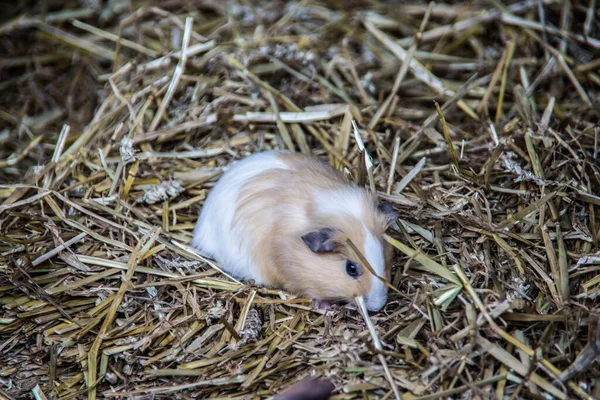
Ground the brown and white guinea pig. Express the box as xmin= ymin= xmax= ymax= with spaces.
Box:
xmin=192 ymin=150 xmax=396 ymax=311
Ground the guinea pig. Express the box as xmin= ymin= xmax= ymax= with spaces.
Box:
xmin=192 ymin=150 xmax=396 ymax=311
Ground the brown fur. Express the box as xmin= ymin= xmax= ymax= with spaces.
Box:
xmin=232 ymin=152 xmax=393 ymax=304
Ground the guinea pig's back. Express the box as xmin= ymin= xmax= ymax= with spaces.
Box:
xmin=192 ymin=151 xmax=291 ymax=280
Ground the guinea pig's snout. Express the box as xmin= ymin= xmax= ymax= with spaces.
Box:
xmin=365 ymin=278 xmax=388 ymax=311
xmin=365 ymin=294 xmax=387 ymax=312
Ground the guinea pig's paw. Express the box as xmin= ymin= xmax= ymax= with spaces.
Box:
xmin=312 ymin=299 xmax=334 ymax=310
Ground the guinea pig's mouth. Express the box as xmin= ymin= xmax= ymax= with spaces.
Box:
xmin=317 ymin=297 xmax=386 ymax=312
xmin=315 ymin=298 xmax=356 ymax=310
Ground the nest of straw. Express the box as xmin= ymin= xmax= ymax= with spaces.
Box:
xmin=1 ymin=0 xmax=600 ymax=399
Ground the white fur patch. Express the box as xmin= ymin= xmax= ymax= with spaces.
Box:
xmin=364 ymin=226 xmax=387 ymax=311
xmin=315 ymin=188 xmax=387 ymax=311
xmin=192 ymin=151 xmax=290 ymax=283
xmin=314 ymin=188 xmax=365 ymax=220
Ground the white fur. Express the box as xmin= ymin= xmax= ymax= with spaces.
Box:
xmin=315 ymin=188 xmax=387 ymax=311
xmin=364 ymin=227 xmax=387 ymax=311
xmin=314 ymin=187 xmax=365 ymax=220
xmin=192 ymin=151 xmax=289 ymax=283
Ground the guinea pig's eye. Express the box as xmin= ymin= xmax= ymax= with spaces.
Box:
xmin=345 ymin=261 xmax=361 ymax=279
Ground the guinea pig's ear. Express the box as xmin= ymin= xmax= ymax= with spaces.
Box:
xmin=301 ymin=228 xmax=337 ymax=253
xmin=378 ymin=202 xmax=399 ymax=224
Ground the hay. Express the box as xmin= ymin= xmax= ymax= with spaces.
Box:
xmin=1 ymin=0 xmax=599 ymax=399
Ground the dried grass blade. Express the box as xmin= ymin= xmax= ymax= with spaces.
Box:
xmin=0 ymin=190 xmax=50 ymax=213
xmin=384 ymin=234 xmax=460 ymax=285
xmin=148 ymin=17 xmax=193 ymax=131
xmin=496 ymin=191 xmax=557 ymax=229
xmin=102 ymin=376 xmax=245 ymax=396
xmin=368 ymin=2 xmax=434 ymax=129
xmin=476 ymin=336 xmax=567 ymax=399
xmin=34 ymin=20 xmax=114 ymax=60
xmin=71 ymin=19 xmax=158 ymax=57
xmin=556 ymin=224 xmax=570 ymax=305
xmin=31 ymin=385 xmax=48 ymax=400
xmin=0 ymin=135 xmax=44 ymax=168
xmin=364 ymin=21 xmax=479 ymax=121
xmin=524 ymin=128 xmax=544 ymax=179
xmin=170 ymin=240 xmax=242 ymax=284
xmin=494 ymin=39 xmax=516 ymax=122
xmin=265 ymin=91 xmax=295 ymax=151
xmin=352 ymin=120 xmax=376 ymax=193
xmin=386 ymin=136 xmax=401 ymax=194
xmin=394 ymin=157 xmax=426 ymax=197
xmin=356 ymin=296 xmax=401 ymax=399
xmin=87 ymin=228 xmax=157 ymax=400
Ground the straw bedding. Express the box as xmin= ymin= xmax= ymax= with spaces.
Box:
xmin=1 ymin=0 xmax=600 ymax=399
